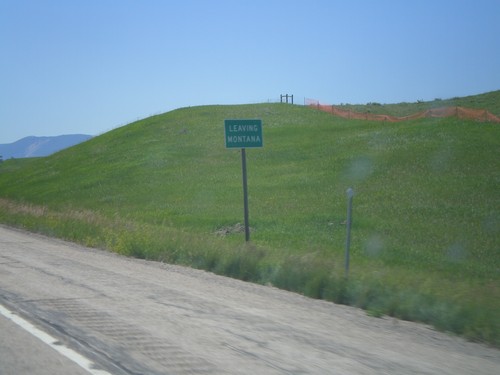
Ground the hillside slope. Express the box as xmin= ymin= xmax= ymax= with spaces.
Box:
xmin=336 ymin=89 xmax=500 ymax=117
xmin=0 ymin=92 xmax=499 ymax=345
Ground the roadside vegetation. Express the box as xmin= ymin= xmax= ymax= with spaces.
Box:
xmin=337 ymin=89 xmax=500 ymax=117
xmin=1 ymin=92 xmax=499 ymax=347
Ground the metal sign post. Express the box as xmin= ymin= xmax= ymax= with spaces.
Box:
xmin=241 ymin=148 xmax=250 ymax=241
xmin=224 ymin=119 xmax=263 ymax=242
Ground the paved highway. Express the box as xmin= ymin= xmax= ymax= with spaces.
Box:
xmin=0 ymin=225 xmax=499 ymax=374
xmin=0 ymin=312 xmax=93 ymax=375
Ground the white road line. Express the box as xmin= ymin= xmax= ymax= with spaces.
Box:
xmin=0 ymin=303 xmax=113 ymax=375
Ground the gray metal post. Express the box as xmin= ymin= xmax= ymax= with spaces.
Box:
xmin=345 ymin=187 xmax=354 ymax=277
xmin=241 ymin=148 xmax=250 ymax=242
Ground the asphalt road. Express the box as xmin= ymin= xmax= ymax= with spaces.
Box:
xmin=0 ymin=225 xmax=499 ymax=374
xmin=0 ymin=313 xmax=92 ymax=375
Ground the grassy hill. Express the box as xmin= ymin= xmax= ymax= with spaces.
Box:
xmin=337 ymin=89 xmax=500 ymax=117
xmin=1 ymin=92 xmax=499 ymax=346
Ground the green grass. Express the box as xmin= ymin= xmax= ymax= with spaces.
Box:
xmin=1 ymin=92 xmax=499 ymax=346
xmin=337 ymin=89 xmax=500 ymax=117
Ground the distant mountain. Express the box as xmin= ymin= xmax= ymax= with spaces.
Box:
xmin=0 ymin=134 xmax=92 ymax=159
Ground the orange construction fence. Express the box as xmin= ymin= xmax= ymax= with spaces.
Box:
xmin=308 ymin=102 xmax=500 ymax=123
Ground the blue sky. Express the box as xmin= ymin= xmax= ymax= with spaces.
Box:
xmin=1 ymin=0 xmax=499 ymax=143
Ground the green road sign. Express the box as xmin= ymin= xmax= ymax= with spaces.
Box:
xmin=224 ymin=119 xmax=263 ymax=148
